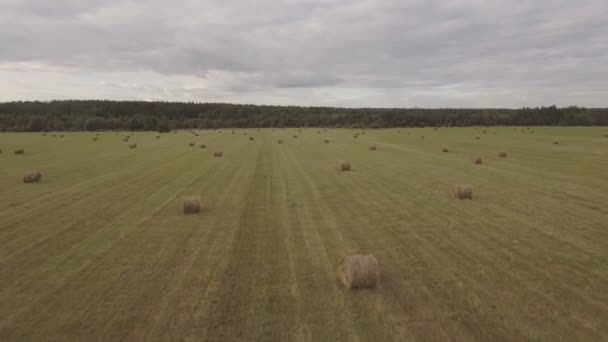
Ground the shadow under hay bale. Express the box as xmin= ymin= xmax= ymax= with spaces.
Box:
xmin=454 ymin=185 xmax=473 ymax=199
xmin=23 ymin=170 xmax=42 ymax=183
xmin=340 ymin=162 xmax=351 ymax=171
xmin=14 ymin=149 xmax=24 ymax=155
xmin=213 ymin=151 xmax=223 ymax=157
xmin=338 ymin=255 xmax=379 ymax=289
xmin=182 ymin=195 xmax=201 ymax=214
xmin=442 ymin=147 xmax=449 ymax=152
xmin=553 ymin=141 xmax=559 ymax=144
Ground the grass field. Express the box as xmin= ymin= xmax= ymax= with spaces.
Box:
xmin=0 ymin=127 xmax=607 ymax=341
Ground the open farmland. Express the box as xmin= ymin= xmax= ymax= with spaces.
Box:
xmin=0 ymin=127 xmax=607 ymax=341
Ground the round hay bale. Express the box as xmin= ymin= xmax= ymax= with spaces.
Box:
xmin=182 ymin=195 xmax=201 ymax=214
xmin=498 ymin=151 xmax=508 ymax=157
xmin=369 ymin=146 xmax=376 ymax=151
xmin=337 ymin=255 xmax=379 ymax=289
xmin=214 ymin=151 xmax=223 ymax=157
xmin=420 ymin=136 xmax=425 ymax=139
xmin=553 ymin=141 xmax=559 ymax=145
xmin=156 ymin=135 xmax=161 ymax=139
xmin=129 ymin=143 xmax=137 ymax=149
xmin=14 ymin=149 xmax=24 ymax=155
xmin=442 ymin=147 xmax=449 ymax=153
xmin=277 ymin=140 xmax=283 ymax=144
xmin=23 ymin=170 xmax=42 ymax=183
xmin=324 ymin=139 xmax=330 ymax=144
xmin=353 ymin=134 xmax=358 ymax=138
xmin=59 ymin=135 xmax=64 ymax=138
xmin=475 ymin=136 xmax=480 ymax=139
xmin=249 ymin=137 xmax=254 ymax=141
xmin=293 ymin=135 xmax=298 ymax=139
xmin=189 ymin=142 xmax=195 ymax=147
xmin=473 ymin=156 xmax=483 ymax=164
xmin=454 ymin=185 xmax=473 ymax=199
xmin=92 ymin=137 xmax=98 ymax=141
xmin=340 ymin=162 xmax=351 ymax=171
xmin=199 ymin=143 xmax=206 ymax=149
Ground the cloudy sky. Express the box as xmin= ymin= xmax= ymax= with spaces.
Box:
xmin=1 ymin=0 xmax=606 ymax=107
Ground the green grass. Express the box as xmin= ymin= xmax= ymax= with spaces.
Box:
xmin=0 ymin=127 xmax=607 ymax=341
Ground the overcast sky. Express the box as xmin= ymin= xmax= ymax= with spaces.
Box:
xmin=1 ymin=0 xmax=606 ymax=107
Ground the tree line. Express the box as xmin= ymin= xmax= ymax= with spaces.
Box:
xmin=0 ymin=100 xmax=606 ymax=132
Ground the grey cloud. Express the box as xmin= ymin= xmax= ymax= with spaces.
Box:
xmin=0 ymin=0 xmax=607 ymax=106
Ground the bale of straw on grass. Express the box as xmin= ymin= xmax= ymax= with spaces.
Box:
xmin=337 ymin=255 xmax=379 ymax=289
xmin=498 ymin=151 xmax=508 ymax=157
xmin=277 ymin=139 xmax=283 ymax=144
xmin=182 ymin=195 xmax=201 ymax=214
xmin=14 ymin=149 xmax=24 ymax=155
xmin=340 ymin=162 xmax=351 ymax=171
xmin=189 ymin=142 xmax=195 ymax=147
xmin=454 ymin=184 xmax=473 ymax=199
xmin=23 ymin=170 xmax=42 ymax=183
xmin=553 ymin=141 xmax=559 ymax=144
xmin=249 ymin=137 xmax=254 ymax=141
xmin=129 ymin=143 xmax=137 ymax=149
xmin=473 ymin=156 xmax=482 ymax=164
xmin=92 ymin=137 xmax=98 ymax=141
xmin=442 ymin=147 xmax=449 ymax=153
xmin=293 ymin=135 xmax=298 ymax=139
xmin=156 ymin=135 xmax=161 ymax=139
xmin=199 ymin=143 xmax=207 ymax=148
xmin=369 ymin=146 xmax=377 ymax=151
xmin=324 ymin=139 xmax=330 ymax=143
xmin=475 ymin=136 xmax=480 ymax=139
xmin=214 ymin=151 xmax=223 ymax=157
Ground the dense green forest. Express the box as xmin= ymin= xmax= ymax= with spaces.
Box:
xmin=0 ymin=100 xmax=606 ymax=131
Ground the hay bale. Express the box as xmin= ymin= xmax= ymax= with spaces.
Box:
xmin=182 ymin=195 xmax=201 ymax=214
xmin=475 ymin=136 xmax=480 ymax=139
xmin=340 ymin=162 xmax=351 ymax=171
xmin=156 ymin=135 xmax=161 ymax=139
xmin=553 ymin=141 xmax=559 ymax=145
xmin=23 ymin=170 xmax=42 ymax=183
xmin=420 ymin=136 xmax=424 ymax=139
xmin=249 ymin=137 xmax=254 ymax=141
xmin=324 ymin=139 xmax=330 ymax=144
xmin=199 ymin=143 xmax=206 ymax=148
xmin=369 ymin=146 xmax=376 ymax=151
xmin=129 ymin=143 xmax=137 ymax=149
xmin=92 ymin=137 xmax=98 ymax=141
xmin=498 ymin=151 xmax=508 ymax=157
xmin=473 ymin=156 xmax=483 ymax=164
xmin=293 ymin=135 xmax=298 ymax=139
xmin=442 ymin=147 xmax=449 ymax=153
xmin=277 ymin=140 xmax=283 ymax=144
xmin=214 ymin=151 xmax=223 ymax=157
xmin=454 ymin=185 xmax=473 ymax=199
xmin=14 ymin=149 xmax=24 ymax=155
xmin=59 ymin=135 xmax=64 ymax=138
xmin=189 ymin=142 xmax=195 ymax=147
xmin=337 ymin=255 xmax=379 ymax=289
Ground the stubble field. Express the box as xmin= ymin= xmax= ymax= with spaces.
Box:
xmin=0 ymin=127 xmax=607 ymax=341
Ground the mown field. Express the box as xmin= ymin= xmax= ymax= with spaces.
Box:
xmin=0 ymin=127 xmax=607 ymax=341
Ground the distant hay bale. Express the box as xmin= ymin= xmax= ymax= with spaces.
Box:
xmin=277 ymin=139 xmax=283 ymax=144
xmin=553 ymin=141 xmax=559 ymax=145
xmin=92 ymin=137 xmax=98 ymax=141
xmin=213 ymin=151 xmax=223 ymax=157
xmin=51 ymin=134 xmax=57 ymax=137
xmin=293 ymin=135 xmax=298 ymax=139
xmin=129 ymin=143 xmax=137 ymax=149
xmin=353 ymin=134 xmax=358 ymax=138
xmin=340 ymin=162 xmax=351 ymax=171
xmin=361 ymin=131 xmax=366 ymax=134
xmin=14 ymin=149 xmax=24 ymax=155
xmin=324 ymin=139 xmax=330 ymax=143
xmin=454 ymin=185 xmax=473 ymax=199
xmin=199 ymin=143 xmax=206 ymax=148
xmin=475 ymin=136 xmax=480 ymax=139
xmin=189 ymin=142 xmax=195 ymax=147
xmin=369 ymin=146 xmax=376 ymax=150
xmin=182 ymin=195 xmax=201 ymax=214
xmin=337 ymin=255 xmax=379 ymax=289
xmin=42 ymin=133 xmax=47 ymax=136
xmin=249 ymin=137 xmax=254 ymax=141
xmin=498 ymin=151 xmax=508 ymax=157
xmin=482 ymin=130 xmax=487 ymax=134
xmin=420 ymin=136 xmax=424 ymax=139
xmin=23 ymin=170 xmax=42 ymax=183
xmin=59 ymin=135 xmax=64 ymax=138
xmin=473 ymin=156 xmax=482 ymax=164
xmin=434 ymin=128 xmax=438 ymax=131
xmin=442 ymin=147 xmax=449 ymax=152
xmin=156 ymin=135 xmax=161 ymax=139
